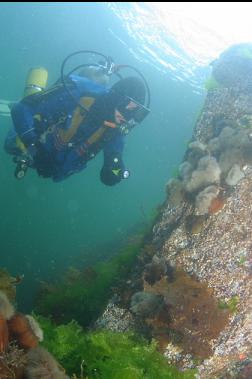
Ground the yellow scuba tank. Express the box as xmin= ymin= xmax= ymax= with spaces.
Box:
xmin=23 ymin=67 xmax=48 ymax=97
xmin=15 ymin=67 xmax=49 ymax=159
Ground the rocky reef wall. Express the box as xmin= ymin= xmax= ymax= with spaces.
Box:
xmin=149 ymin=43 xmax=252 ymax=378
xmin=98 ymin=44 xmax=252 ymax=379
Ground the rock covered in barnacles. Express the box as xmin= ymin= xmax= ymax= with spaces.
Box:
xmin=152 ymin=202 xmax=186 ymax=247
xmin=212 ymin=43 xmax=252 ymax=92
xmin=166 ymin=178 xmax=184 ymax=206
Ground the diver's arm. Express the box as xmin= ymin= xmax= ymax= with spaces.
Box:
xmin=100 ymin=133 xmax=126 ymax=186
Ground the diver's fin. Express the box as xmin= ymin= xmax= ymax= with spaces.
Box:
xmin=7 ymin=102 xmax=17 ymax=111
xmin=0 ymin=99 xmax=18 ymax=117
xmin=0 ymin=103 xmax=10 ymax=116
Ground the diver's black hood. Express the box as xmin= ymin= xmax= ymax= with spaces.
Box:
xmin=110 ymin=76 xmax=146 ymax=106
xmin=86 ymin=76 xmax=146 ymax=126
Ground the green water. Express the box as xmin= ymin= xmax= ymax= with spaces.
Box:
xmin=0 ymin=2 xmax=205 ymax=310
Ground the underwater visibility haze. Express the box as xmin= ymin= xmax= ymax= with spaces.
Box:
xmin=1 ymin=2 xmax=252 ymax=378
xmin=0 ymin=2 xmax=206 ymax=309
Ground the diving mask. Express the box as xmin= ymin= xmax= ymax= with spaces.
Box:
xmin=117 ymin=96 xmax=150 ymax=124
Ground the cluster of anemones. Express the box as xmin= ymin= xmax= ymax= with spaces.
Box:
xmin=0 ymin=291 xmax=39 ymax=353
xmin=0 ymin=290 xmax=69 ymax=379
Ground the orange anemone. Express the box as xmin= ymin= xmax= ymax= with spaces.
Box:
xmin=8 ymin=313 xmax=38 ymax=349
xmin=208 ymin=197 xmax=225 ymax=214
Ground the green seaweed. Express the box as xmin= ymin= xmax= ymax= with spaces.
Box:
xmin=204 ymin=75 xmax=222 ymax=91
xmin=218 ymin=296 xmax=239 ymax=313
xmin=35 ymin=315 xmax=197 ymax=379
xmin=35 ymin=241 xmax=142 ymax=327
xmin=171 ymin=167 xmax=180 ymax=179
xmin=238 ymin=256 xmax=246 ymax=266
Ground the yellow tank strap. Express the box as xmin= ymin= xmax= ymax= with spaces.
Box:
xmin=16 ymin=136 xmax=27 ymax=153
xmin=86 ymin=125 xmax=107 ymax=145
xmin=33 ymin=114 xmax=42 ymax=122
xmin=58 ymin=97 xmax=95 ymax=143
xmin=86 ymin=120 xmax=118 ymax=146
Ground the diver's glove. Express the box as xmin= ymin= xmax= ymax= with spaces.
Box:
xmin=100 ymin=154 xmax=130 ymax=186
xmin=13 ymin=143 xmax=40 ymax=180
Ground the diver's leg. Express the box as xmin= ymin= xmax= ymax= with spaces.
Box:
xmin=4 ymin=128 xmax=21 ymax=155
xmin=11 ymin=102 xmax=36 ymax=147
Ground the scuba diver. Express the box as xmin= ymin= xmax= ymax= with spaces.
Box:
xmin=3 ymin=51 xmax=150 ymax=185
